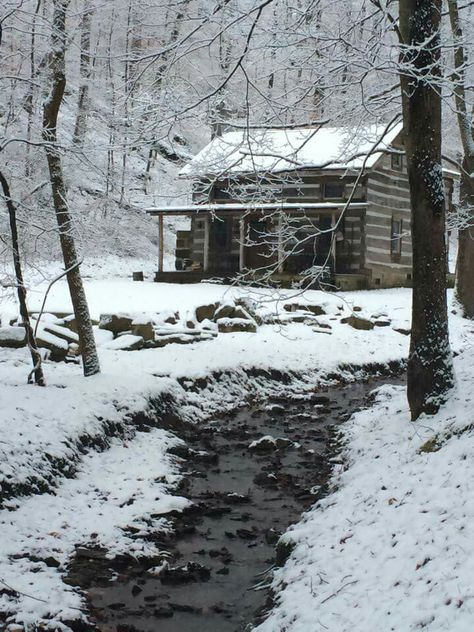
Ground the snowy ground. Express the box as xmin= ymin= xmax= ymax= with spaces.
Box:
xmin=256 ymin=347 xmax=474 ymax=632
xmin=0 ymin=272 xmax=473 ymax=631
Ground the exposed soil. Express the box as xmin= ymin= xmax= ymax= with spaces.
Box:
xmin=67 ymin=377 xmax=403 ymax=632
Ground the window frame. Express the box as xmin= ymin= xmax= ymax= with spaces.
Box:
xmin=323 ymin=181 xmax=345 ymax=200
xmin=390 ymin=216 xmax=403 ymax=261
xmin=391 ymin=153 xmax=403 ymax=171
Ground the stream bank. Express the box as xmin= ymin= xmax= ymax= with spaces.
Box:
xmin=67 ymin=376 xmax=404 ymax=632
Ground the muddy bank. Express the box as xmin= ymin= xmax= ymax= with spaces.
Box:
xmin=68 ymin=376 xmax=404 ymax=632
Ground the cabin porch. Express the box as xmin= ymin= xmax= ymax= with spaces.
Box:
xmin=146 ymin=202 xmax=368 ymax=289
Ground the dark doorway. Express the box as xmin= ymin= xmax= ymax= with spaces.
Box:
xmin=245 ymin=217 xmax=270 ymax=270
xmin=208 ymin=216 xmax=238 ymax=273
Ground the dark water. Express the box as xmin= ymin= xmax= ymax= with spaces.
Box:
xmin=83 ymin=378 xmax=401 ymax=632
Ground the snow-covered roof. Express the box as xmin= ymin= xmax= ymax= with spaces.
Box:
xmin=180 ymin=123 xmax=403 ymax=178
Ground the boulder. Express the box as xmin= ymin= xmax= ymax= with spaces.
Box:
xmin=214 ymin=301 xmax=236 ymax=320
xmin=151 ymin=334 xmax=198 ymax=348
xmin=164 ymin=311 xmax=180 ymax=325
xmin=393 ymin=326 xmax=411 ymax=336
xmin=284 ymin=302 xmax=326 ymax=316
xmin=341 ymin=315 xmax=374 ymax=330
xmin=0 ymin=327 xmax=27 ymax=348
xmin=374 ymin=318 xmax=391 ymax=327
xmin=195 ymin=303 xmax=218 ymax=322
xmin=36 ymin=330 xmax=69 ymax=361
xmin=217 ymin=318 xmax=257 ymax=333
xmin=42 ymin=322 xmax=80 ymax=345
xmin=62 ymin=314 xmax=77 ymax=332
xmin=248 ymin=435 xmax=277 ymax=452
xmin=131 ymin=319 xmax=155 ymax=341
xmin=99 ymin=313 xmax=133 ymax=334
xmin=107 ymin=334 xmax=144 ymax=351
xmin=232 ymin=305 xmax=254 ymax=321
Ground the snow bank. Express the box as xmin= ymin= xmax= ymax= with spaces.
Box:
xmin=256 ymin=349 xmax=474 ymax=632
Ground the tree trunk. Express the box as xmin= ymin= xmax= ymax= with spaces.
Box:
xmin=0 ymin=170 xmax=45 ymax=386
xmin=399 ymin=0 xmax=454 ymax=419
xmin=73 ymin=0 xmax=92 ymax=146
xmin=456 ymin=166 xmax=474 ymax=316
xmin=447 ymin=0 xmax=474 ymax=317
xmin=42 ymin=0 xmax=100 ymax=377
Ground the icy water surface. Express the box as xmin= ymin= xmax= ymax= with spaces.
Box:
xmin=81 ymin=378 xmax=402 ymax=632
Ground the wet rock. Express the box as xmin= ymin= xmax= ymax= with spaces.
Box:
xmin=160 ymin=562 xmax=211 ymax=585
xmin=167 ymin=444 xmax=189 ymax=459
xmin=117 ymin=625 xmax=142 ymax=632
xmin=169 ymin=603 xmax=200 ymax=613
xmin=248 ymin=435 xmax=277 ymax=452
xmin=275 ymin=538 xmax=295 ymax=567
xmin=253 ymin=472 xmax=278 ymax=488
xmin=265 ymin=528 xmax=281 ymax=545
xmin=43 ymin=556 xmax=61 ymax=568
xmin=236 ymin=528 xmax=258 ymax=540
xmin=374 ymin=318 xmax=391 ymax=327
xmin=216 ymin=567 xmax=229 ymax=575
xmin=154 ymin=606 xmax=174 ymax=618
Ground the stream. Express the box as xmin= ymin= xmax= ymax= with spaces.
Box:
xmin=71 ymin=377 xmax=402 ymax=632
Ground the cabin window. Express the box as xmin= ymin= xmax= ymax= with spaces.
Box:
xmin=324 ymin=182 xmax=345 ymax=199
xmin=391 ymin=153 xmax=403 ymax=170
xmin=391 ymin=217 xmax=403 ymax=259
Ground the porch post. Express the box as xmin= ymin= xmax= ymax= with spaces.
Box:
xmin=330 ymin=212 xmax=337 ymax=272
xmin=158 ymin=214 xmax=164 ymax=273
xmin=277 ymin=212 xmax=284 ymax=273
xmin=203 ymin=214 xmax=210 ymax=272
xmin=239 ymin=216 xmax=245 ymax=270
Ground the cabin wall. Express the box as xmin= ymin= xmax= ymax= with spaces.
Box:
xmin=365 ymin=152 xmax=413 ymax=288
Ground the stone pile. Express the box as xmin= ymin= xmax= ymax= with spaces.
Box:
xmin=96 ymin=299 xmax=258 ymax=351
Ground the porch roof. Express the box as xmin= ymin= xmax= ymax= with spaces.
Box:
xmin=145 ymin=201 xmax=368 ymax=217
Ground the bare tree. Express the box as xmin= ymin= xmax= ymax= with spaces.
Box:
xmin=73 ymin=0 xmax=93 ymax=146
xmin=447 ymin=0 xmax=474 ymax=318
xmin=42 ymin=0 xmax=100 ymax=377
xmin=0 ymin=169 xmax=45 ymax=386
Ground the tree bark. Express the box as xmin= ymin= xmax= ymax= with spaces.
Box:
xmin=399 ymin=0 xmax=454 ymax=419
xmin=447 ymin=0 xmax=474 ymax=317
xmin=0 ymin=170 xmax=45 ymax=386
xmin=42 ymin=0 xmax=100 ymax=377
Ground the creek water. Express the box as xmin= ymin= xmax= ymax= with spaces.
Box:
xmin=80 ymin=378 xmax=401 ymax=632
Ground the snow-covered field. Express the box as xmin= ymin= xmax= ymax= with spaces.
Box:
xmin=1 ymin=272 xmax=473 ymax=631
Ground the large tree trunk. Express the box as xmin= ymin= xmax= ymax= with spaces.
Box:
xmin=0 ymin=170 xmax=45 ymax=386
xmin=42 ymin=0 xmax=100 ymax=378
xmin=447 ymin=0 xmax=474 ymax=317
xmin=399 ymin=0 xmax=454 ymax=420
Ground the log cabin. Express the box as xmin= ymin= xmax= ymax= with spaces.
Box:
xmin=146 ymin=123 xmax=457 ymax=289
